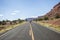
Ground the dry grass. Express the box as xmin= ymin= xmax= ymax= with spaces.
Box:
xmin=0 ymin=22 xmax=26 ymax=34
xmin=37 ymin=21 xmax=60 ymax=32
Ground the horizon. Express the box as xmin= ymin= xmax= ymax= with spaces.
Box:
xmin=0 ymin=0 xmax=60 ymax=21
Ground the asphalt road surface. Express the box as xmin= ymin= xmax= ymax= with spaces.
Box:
xmin=0 ymin=22 xmax=60 ymax=40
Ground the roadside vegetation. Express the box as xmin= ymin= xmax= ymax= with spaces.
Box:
xmin=0 ymin=19 xmax=24 ymax=34
xmin=34 ymin=15 xmax=60 ymax=32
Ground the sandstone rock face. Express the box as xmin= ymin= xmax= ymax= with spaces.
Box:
xmin=45 ymin=2 xmax=60 ymax=18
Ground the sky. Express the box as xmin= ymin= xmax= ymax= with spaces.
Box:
xmin=0 ymin=0 xmax=60 ymax=20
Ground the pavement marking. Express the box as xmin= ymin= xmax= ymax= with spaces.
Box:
xmin=29 ymin=24 xmax=35 ymax=40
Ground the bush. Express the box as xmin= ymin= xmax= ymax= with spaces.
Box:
xmin=55 ymin=14 xmax=60 ymax=18
xmin=0 ymin=21 xmax=2 ymax=25
xmin=2 ymin=20 xmax=6 ymax=25
xmin=38 ymin=18 xmax=43 ymax=21
xmin=44 ymin=16 xmax=49 ymax=20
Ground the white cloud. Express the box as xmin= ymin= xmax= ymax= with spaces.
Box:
xmin=11 ymin=10 xmax=20 ymax=15
xmin=0 ymin=14 xmax=3 ymax=17
xmin=13 ymin=10 xmax=20 ymax=13
xmin=11 ymin=13 xmax=16 ymax=15
xmin=20 ymin=17 xmax=25 ymax=20
xmin=31 ymin=16 xmax=37 ymax=18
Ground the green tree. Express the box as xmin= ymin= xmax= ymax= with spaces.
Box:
xmin=12 ymin=20 xmax=17 ymax=24
xmin=18 ymin=19 xmax=21 ymax=23
xmin=2 ymin=20 xmax=6 ymax=25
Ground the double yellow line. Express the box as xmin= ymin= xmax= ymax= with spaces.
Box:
xmin=29 ymin=24 xmax=35 ymax=40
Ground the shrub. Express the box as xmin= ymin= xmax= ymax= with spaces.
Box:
xmin=44 ymin=16 xmax=49 ymax=20
xmin=55 ymin=14 xmax=60 ymax=18
xmin=38 ymin=18 xmax=43 ymax=21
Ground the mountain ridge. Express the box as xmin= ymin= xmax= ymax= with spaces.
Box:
xmin=45 ymin=2 xmax=60 ymax=19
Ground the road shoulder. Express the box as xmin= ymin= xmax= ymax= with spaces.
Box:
xmin=33 ymin=21 xmax=60 ymax=34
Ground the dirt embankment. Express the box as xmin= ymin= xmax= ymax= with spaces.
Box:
xmin=37 ymin=19 xmax=60 ymax=32
xmin=43 ymin=19 xmax=60 ymax=26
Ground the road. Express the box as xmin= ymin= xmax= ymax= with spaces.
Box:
xmin=0 ymin=22 xmax=60 ymax=40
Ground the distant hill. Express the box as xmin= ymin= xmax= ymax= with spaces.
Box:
xmin=25 ymin=18 xmax=35 ymax=21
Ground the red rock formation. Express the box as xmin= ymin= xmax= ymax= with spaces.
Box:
xmin=45 ymin=2 xmax=60 ymax=18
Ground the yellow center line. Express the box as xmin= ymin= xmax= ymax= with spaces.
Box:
xmin=29 ymin=24 xmax=35 ymax=40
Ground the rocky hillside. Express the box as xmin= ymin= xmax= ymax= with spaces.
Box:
xmin=45 ymin=2 xmax=60 ymax=19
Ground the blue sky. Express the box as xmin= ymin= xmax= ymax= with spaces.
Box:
xmin=0 ymin=0 xmax=60 ymax=20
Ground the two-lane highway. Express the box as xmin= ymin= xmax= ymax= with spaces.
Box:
xmin=0 ymin=22 xmax=60 ymax=40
